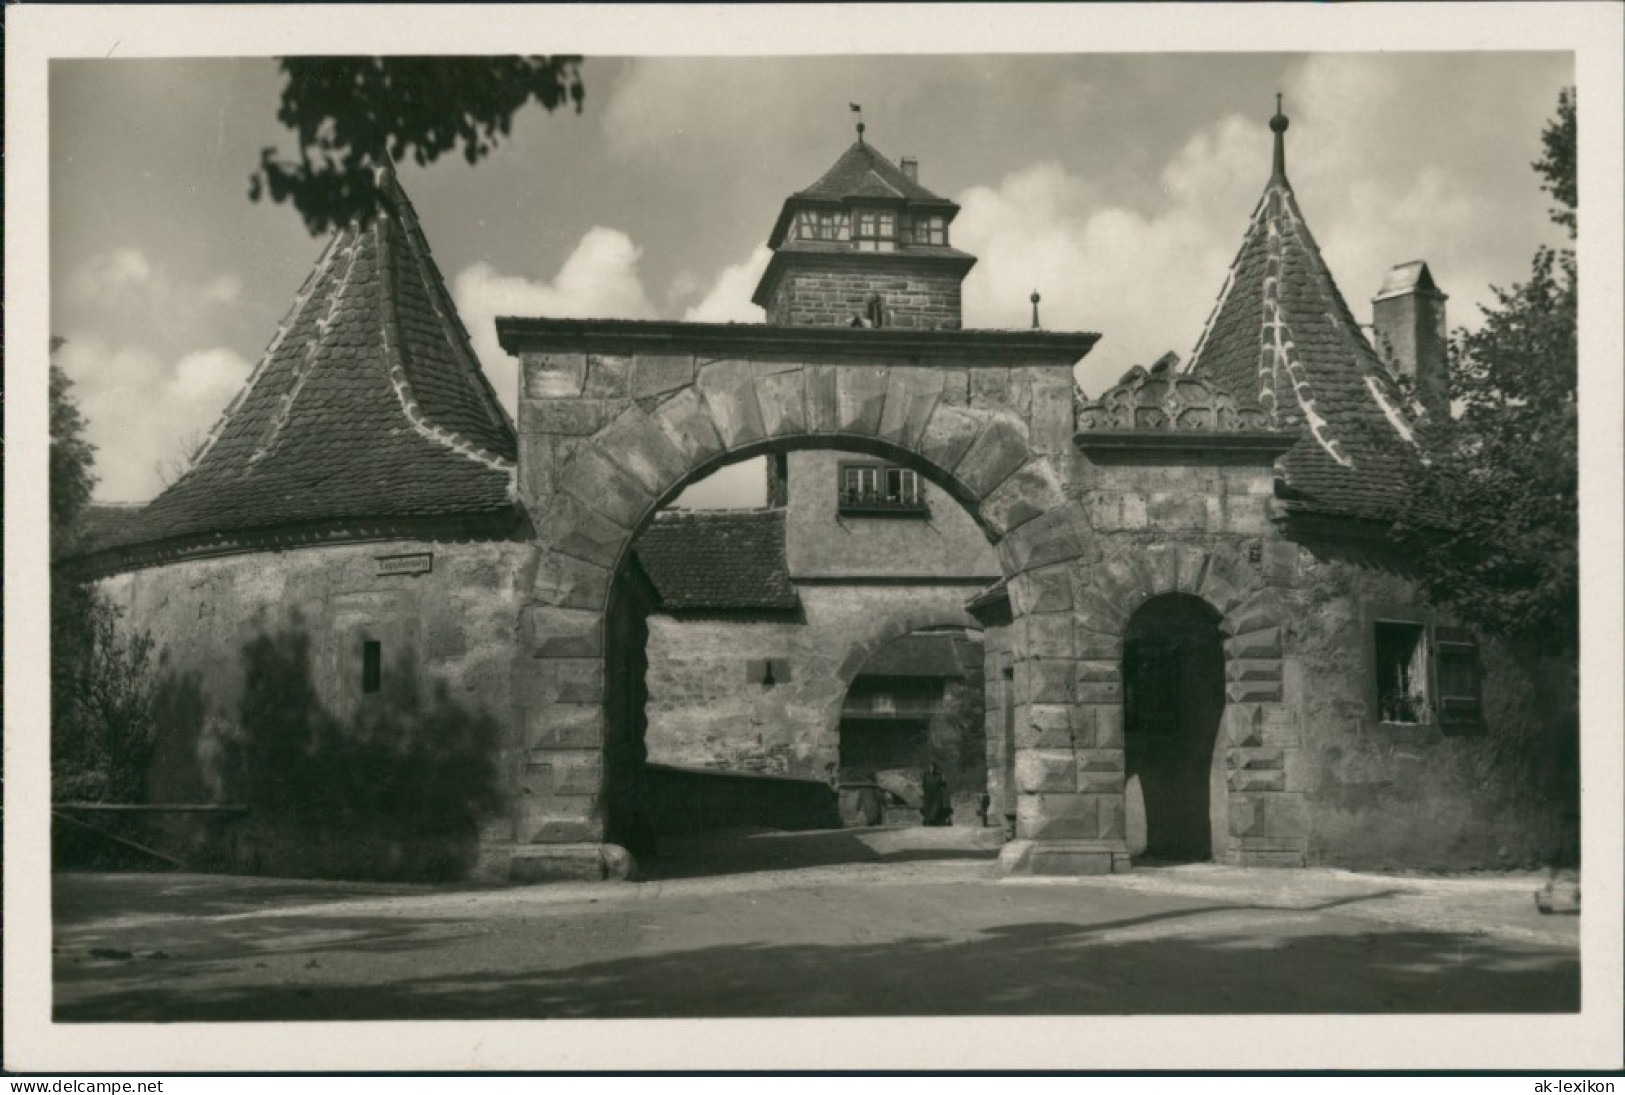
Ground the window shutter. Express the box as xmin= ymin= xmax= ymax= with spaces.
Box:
xmin=1431 ymin=626 xmax=1484 ymax=735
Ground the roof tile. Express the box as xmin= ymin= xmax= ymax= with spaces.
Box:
xmin=634 ymin=509 xmax=800 ymax=612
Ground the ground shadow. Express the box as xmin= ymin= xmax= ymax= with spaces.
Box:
xmin=637 ymin=827 xmax=1001 ymax=880
xmin=52 ymin=882 xmax=1578 ymax=1021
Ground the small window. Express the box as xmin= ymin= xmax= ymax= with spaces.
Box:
xmin=853 ymin=207 xmax=897 ymax=252
xmin=1372 ymin=620 xmax=1484 ymax=733
xmin=910 ymin=213 xmax=947 ymax=246
xmin=362 ymin=639 xmax=382 ymax=694
xmin=839 ymin=461 xmax=928 ymax=516
xmin=795 ymin=209 xmax=849 ymax=242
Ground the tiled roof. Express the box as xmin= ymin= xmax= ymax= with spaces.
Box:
xmin=1185 ymin=116 xmax=1424 ymax=524
xmin=856 ymin=631 xmax=981 ymax=679
xmin=634 ymin=509 xmax=801 ymax=612
xmin=794 ymin=139 xmax=951 ymax=205
xmin=71 ymin=167 xmax=519 ymax=563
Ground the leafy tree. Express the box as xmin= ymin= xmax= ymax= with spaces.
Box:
xmin=249 ymin=57 xmax=585 ymax=234
xmin=50 ymin=339 xmax=159 ymax=803
xmin=1401 ymin=89 xmax=1577 ymax=655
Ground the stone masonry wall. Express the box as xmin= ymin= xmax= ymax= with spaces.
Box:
xmin=784 ymin=450 xmax=1001 ymax=578
xmin=766 ymin=263 xmax=963 ymax=329
xmin=641 ymin=583 xmax=988 ymax=779
xmin=96 ymin=540 xmax=529 ymax=880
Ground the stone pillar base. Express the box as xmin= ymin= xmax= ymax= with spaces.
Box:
xmin=507 ymin=842 xmax=636 ymax=883
xmin=999 ymin=839 xmax=1132 ymax=876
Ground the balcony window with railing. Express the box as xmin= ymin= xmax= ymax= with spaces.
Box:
xmin=839 ymin=462 xmax=928 ymax=516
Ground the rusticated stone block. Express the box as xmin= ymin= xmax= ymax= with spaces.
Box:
xmin=1228 ymin=769 xmax=1286 ymax=793
xmin=957 ymin=416 xmax=1032 ymax=499
xmin=1018 ymin=658 xmax=1074 ymax=705
xmin=938 ymin=367 xmax=970 ymax=406
xmin=1225 ymin=657 xmax=1283 ymax=683
xmin=545 ymin=493 xmax=628 ymax=569
xmin=1227 ymin=746 xmax=1285 ymax=771
xmin=1028 ymin=378 xmax=1076 ymax=455
xmin=1076 ymin=748 xmax=1125 ymax=774
xmin=630 ymin=354 xmax=694 ymax=399
xmin=877 ymin=368 xmax=944 ymax=451
xmin=1015 ymin=704 xmax=1074 ymax=749
xmin=1018 ymin=793 xmax=1124 ymax=841
xmin=518 ymin=656 xmax=603 ymax=707
xmin=584 ymin=354 xmax=631 ymax=398
xmin=523 ymin=353 xmax=586 ymax=398
xmin=998 ymin=506 xmax=1093 ymax=575
xmin=835 ymin=365 xmax=889 ymax=436
xmin=509 ymin=844 xmax=632 ymax=883
xmin=1015 ymin=749 xmax=1077 ymax=793
xmin=696 ymin=360 xmax=767 ymax=450
xmin=1074 ymin=626 xmax=1122 ymax=660
xmin=525 ymin=701 xmax=604 ymax=750
xmin=1172 ymin=543 xmax=1211 ymax=594
xmin=521 ymin=815 xmax=603 ymax=846
xmin=918 ymin=403 xmax=982 ymax=473
xmin=1010 ymin=564 xmax=1073 ymax=615
xmin=1075 ymin=659 xmax=1119 ymax=683
xmin=1089 ymin=703 xmax=1124 ymax=749
xmin=754 ymin=366 xmax=807 ymax=437
xmin=1226 ymin=704 xmax=1266 ymax=747
xmin=522 ymin=604 xmax=603 ymax=659
xmin=530 ymin=550 xmax=611 ymax=611
xmin=525 ymin=749 xmax=604 ymax=796
xmin=1228 ymin=792 xmax=1308 ymax=839
xmin=559 ymin=446 xmax=654 ymax=531
xmin=804 ymin=365 xmax=840 ymax=433
xmin=1224 ymin=626 xmax=1283 ymax=660
xmin=1076 ymin=679 xmax=1124 ymax=705
xmin=981 ymin=460 xmax=1064 ymax=536
xmin=1141 ymin=544 xmax=1182 ymax=596
xmin=1016 ymin=614 xmax=1073 ymax=659
xmin=522 ymin=398 xmax=614 ymax=437
xmin=1223 ymin=590 xmax=1284 ymax=638
xmin=1226 ymin=679 xmax=1284 ymax=704
xmin=591 ymin=408 xmax=690 ymax=499
xmin=651 ymin=388 xmax=725 ymax=468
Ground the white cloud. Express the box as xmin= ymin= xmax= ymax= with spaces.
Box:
xmin=56 ymin=335 xmax=251 ymax=502
xmin=68 ymin=248 xmax=246 ymax=348
xmin=452 ymin=227 xmax=659 ymax=415
xmin=681 ymin=246 xmax=770 ymax=324
xmin=954 ymin=128 xmax=1262 ymax=397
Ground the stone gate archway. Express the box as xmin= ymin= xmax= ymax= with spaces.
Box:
xmin=1028 ymin=541 xmax=1297 ymax=870
xmin=505 ymin=338 xmax=1098 ymax=879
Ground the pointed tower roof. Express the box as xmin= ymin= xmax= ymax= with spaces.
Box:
xmin=74 ymin=168 xmax=520 ymax=571
xmin=1186 ymin=101 xmax=1423 ymax=524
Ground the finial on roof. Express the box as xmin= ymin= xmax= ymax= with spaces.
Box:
xmin=851 ymin=102 xmax=865 ymax=143
xmin=1030 ymin=290 xmax=1042 ymax=330
xmin=1270 ymin=93 xmax=1289 ymax=180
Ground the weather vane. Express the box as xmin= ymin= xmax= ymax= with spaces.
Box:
xmin=851 ymin=102 xmax=865 ymax=142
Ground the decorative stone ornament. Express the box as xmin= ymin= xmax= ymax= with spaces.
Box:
xmin=1076 ymin=359 xmax=1274 ymax=434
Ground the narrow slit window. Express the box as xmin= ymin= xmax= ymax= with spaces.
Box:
xmin=362 ymin=640 xmax=382 ymax=694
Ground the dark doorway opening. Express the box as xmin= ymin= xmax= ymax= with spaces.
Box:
xmin=1123 ymin=593 xmax=1225 ymax=864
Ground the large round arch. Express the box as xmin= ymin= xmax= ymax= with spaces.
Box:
xmin=511 ymin=357 xmax=1097 ymax=875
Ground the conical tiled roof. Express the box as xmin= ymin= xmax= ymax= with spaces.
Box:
xmin=74 ymin=168 xmax=520 ymax=568
xmin=1186 ymin=109 xmax=1423 ymax=524
xmin=793 ymin=139 xmax=951 ymax=205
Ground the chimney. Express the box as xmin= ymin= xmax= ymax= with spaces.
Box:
xmin=1372 ymin=260 xmax=1448 ymax=420
xmin=900 ymin=156 xmax=919 ymax=183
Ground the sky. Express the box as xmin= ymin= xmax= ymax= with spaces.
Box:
xmin=50 ymin=52 xmax=1574 ymax=505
